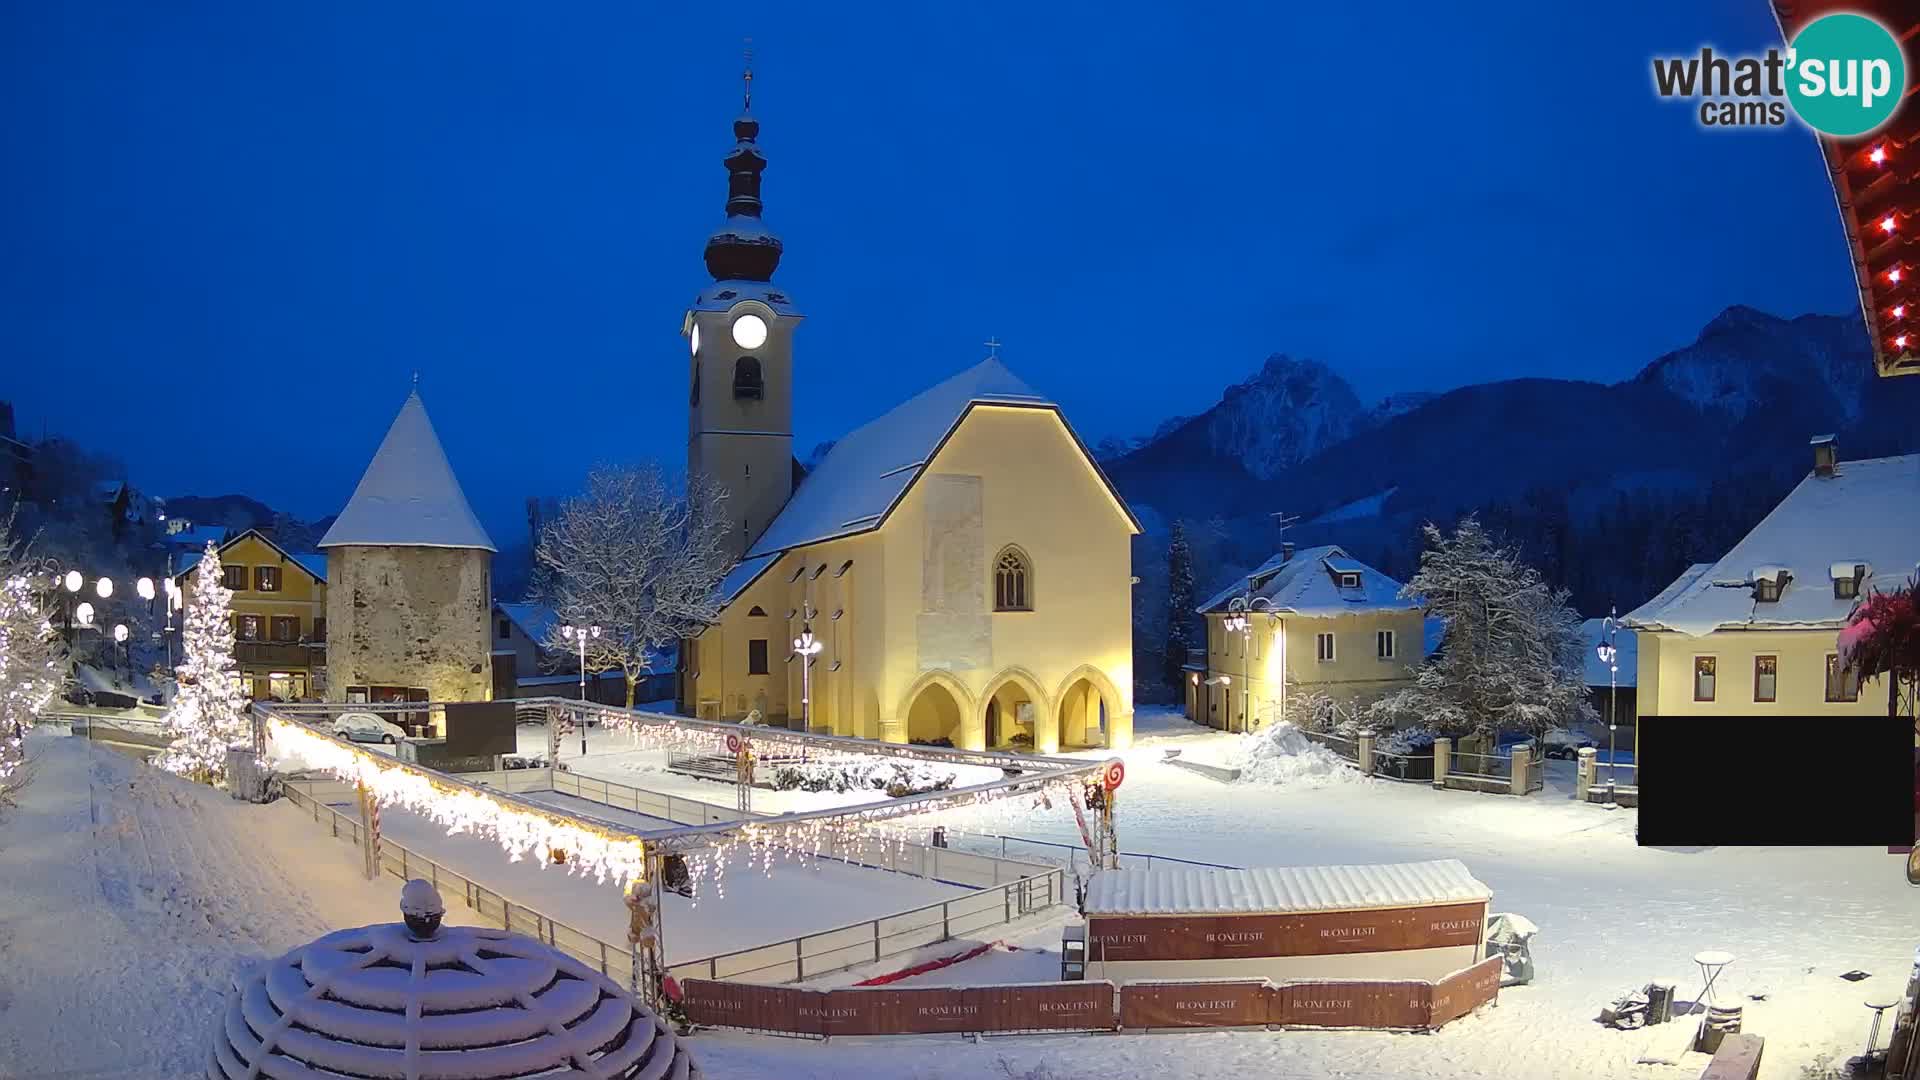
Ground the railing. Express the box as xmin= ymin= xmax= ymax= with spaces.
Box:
xmin=952 ymin=832 xmax=1237 ymax=873
xmin=1370 ymin=748 xmax=1436 ymax=783
xmin=1596 ymin=759 xmax=1638 ymax=792
xmin=1299 ymin=729 xmax=1360 ymax=763
xmin=664 ymin=867 xmax=1065 ymax=985
xmin=548 ymin=769 xmax=743 ymax=827
xmin=279 ymin=781 xmax=643 ymax=987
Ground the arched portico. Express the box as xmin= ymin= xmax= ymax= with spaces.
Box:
xmin=979 ymin=667 xmax=1053 ymax=753
xmin=1053 ymin=664 xmax=1132 ymax=751
xmin=893 ymin=669 xmax=980 ymax=749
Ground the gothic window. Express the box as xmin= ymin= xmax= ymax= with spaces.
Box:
xmin=748 ymin=606 xmax=767 ymax=617
xmin=994 ymin=547 xmax=1032 ymax=611
xmin=733 ymin=356 xmax=764 ymax=400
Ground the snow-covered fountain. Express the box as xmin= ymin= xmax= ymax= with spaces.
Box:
xmin=209 ymin=880 xmax=701 ymax=1079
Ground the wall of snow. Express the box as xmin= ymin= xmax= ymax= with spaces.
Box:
xmin=325 ymin=546 xmax=492 ymax=703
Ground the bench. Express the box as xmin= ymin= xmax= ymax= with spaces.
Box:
xmin=1697 ymin=1033 xmax=1762 ymax=1080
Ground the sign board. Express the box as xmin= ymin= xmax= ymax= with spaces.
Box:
xmin=1104 ymin=759 xmax=1126 ymax=791
xmin=1088 ymin=902 xmax=1486 ymax=962
xmin=1428 ymin=955 xmax=1503 ymax=1028
xmin=1118 ymin=980 xmax=1271 ymax=1028
xmin=726 ymin=732 xmax=742 ymax=754
xmin=442 ymin=701 xmax=516 ymax=759
xmin=1275 ymin=979 xmax=1431 ymax=1030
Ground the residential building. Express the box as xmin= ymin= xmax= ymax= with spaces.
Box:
xmin=1186 ymin=544 xmax=1426 ymax=732
xmin=173 ymin=528 xmax=328 ymax=702
xmin=1624 ymin=439 xmax=1917 ymax=747
xmin=319 ymin=390 xmax=496 ymax=712
xmin=675 ymin=91 xmax=1140 ymax=752
xmin=490 ymin=601 xmax=673 ymax=705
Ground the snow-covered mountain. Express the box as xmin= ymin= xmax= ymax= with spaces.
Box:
xmin=1632 ymin=305 xmax=1868 ymax=425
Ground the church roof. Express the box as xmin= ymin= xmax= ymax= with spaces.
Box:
xmin=318 ymin=390 xmax=496 ymax=552
xmin=740 ymin=357 xmax=1139 ymax=567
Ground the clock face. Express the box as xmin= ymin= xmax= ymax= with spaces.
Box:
xmin=690 ymin=323 xmax=701 ymax=356
xmin=731 ymin=313 xmax=768 ymax=350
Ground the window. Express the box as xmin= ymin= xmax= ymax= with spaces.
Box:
xmin=994 ymin=547 xmax=1032 ymax=611
xmin=747 ymin=605 xmax=767 ymax=617
xmin=1338 ymin=572 xmax=1361 ymax=589
xmin=733 ymin=356 xmax=764 ymax=400
xmin=270 ymin=616 xmax=299 ymax=643
xmin=313 ymin=617 xmax=326 ymax=643
xmin=689 ymin=366 xmax=700 ymax=407
xmin=1835 ymin=565 xmax=1863 ymax=600
xmin=1754 ymin=656 xmax=1777 ymax=703
xmin=1826 ymin=654 xmax=1860 ymax=702
xmin=254 ymin=566 xmax=281 ymax=592
xmin=1693 ymin=656 xmax=1716 ymax=701
xmin=748 ymin=639 xmax=769 ymax=675
xmin=1376 ymin=629 xmax=1396 ymax=660
xmin=236 ymin=614 xmax=263 ymax=641
xmin=1316 ymin=632 xmax=1336 ymax=662
xmin=1755 ymin=577 xmax=1783 ymax=602
xmin=223 ymin=565 xmax=247 ymax=591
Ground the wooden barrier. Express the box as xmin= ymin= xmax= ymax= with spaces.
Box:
xmin=683 ymin=956 xmax=1497 ymax=1038
xmin=1087 ymin=902 xmax=1486 ymax=961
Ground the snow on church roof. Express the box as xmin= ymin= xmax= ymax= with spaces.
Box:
xmin=1085 ymin=859 xmax=1491 ymax=916
xmin=1624 ymin=452 xmax=1920 ymax=637
xmin=319 ymin=391 xmax=496 ymax=552
xmin=741 ymin=357 xmax=1136 ymax=560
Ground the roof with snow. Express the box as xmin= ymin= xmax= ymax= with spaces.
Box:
xmin=173 ymin=529 xmax=328 ymax=584
xmin=496 ymin=601 xmax=558 ymax=645
xmin=1623 ymin=453 xmax=1920 ymax=636
xmin=1581 ymin=617 xmax=1637 ymax=687
xmin=1196 ymin=545 xmax=1420 ymax=617
xmin=738 ymin=357 xmax=1140 ymax=566
xmin=1085 ymin=859 xmax=1492 ymax=916
xmin=691 ymin=279 xmax=801 ymax=316
xmin=318 ymin=391 xmax=496 ymax=552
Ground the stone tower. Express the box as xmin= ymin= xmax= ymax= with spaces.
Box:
xmin=685 ymin=70 xmax=801 ymax=559
xmin=319 ymin=390 xmax=496 ymax=705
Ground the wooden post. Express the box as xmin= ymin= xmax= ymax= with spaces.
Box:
xmin=356 ymin=780 xmax=380 ymax=881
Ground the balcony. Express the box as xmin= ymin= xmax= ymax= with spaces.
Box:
xmin=235 ymin=641 xmax=324 ymax=669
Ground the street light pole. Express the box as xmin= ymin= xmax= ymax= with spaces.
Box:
xmin=1224 ymin=592 xmax=1275 ymax=734
xmin=560 ymin=623 xmax=601 ymax=757
xmin=793 ymin=622 xmax=823 ymax=731
xmin=1597 ymin=608 xmax=1621 ymax=805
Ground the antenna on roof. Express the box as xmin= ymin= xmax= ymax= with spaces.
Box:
xmin=984 ymin=336 xmax=1002 ymax=360
xmin=1271 ymin=511 xmax=1301 ymax=562
xmin=742 ymin=38 xmax=754 ymax=110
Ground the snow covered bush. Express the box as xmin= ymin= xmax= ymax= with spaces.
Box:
xmin=768 ymin=757 xmax=958 ymax=797
xmin=1376 ymin=725 xmax=1440 ymax=754
xmin=156 ymin=542 xmax=250 ymax=784
xmin=0 ymin=511 xmax=65 ymax=789
xmin=1373 ymin=518 xmax=1595 ymax=738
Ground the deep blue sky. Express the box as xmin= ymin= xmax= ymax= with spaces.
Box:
xmin=0 ymin=2 xmax=1860 ymax=545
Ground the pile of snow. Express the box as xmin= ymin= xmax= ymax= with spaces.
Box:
xmin=1232 ymin=722 xmax=1368 ymax=788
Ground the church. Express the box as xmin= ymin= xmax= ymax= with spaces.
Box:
xmin=675 ymin=82 xmax=1140 ymax=753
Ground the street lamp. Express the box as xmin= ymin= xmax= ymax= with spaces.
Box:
xmin=1596 ymin=607 xmax=1622 ymax=805
xmin=63 ymin=571 xmax=82 ymax=594
xmin=792 ymin=625 xmax=823 ymax=731
xmin=560 ymin=623 xmax=601 ymax=756
xmin=75 ymin=601 xmax=95 ymax=628
xmin=136 ymin=577 xmax=155 ymax=602
xmin=95 ymin=576 xmax=113 ymax=599
xmin=1225 ymin=592 xmax=1277 ymax=733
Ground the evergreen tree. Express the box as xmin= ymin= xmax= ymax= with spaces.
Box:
xmin=1376 ymin=517 xmax=1594 ymax=737
xmin=157 ymin=541 xmax=250 ymax=783
xmin=1161 ymin=522 xmax=1196 ymax=688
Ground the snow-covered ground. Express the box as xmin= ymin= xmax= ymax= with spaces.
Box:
xmin=6 ymin=709 xmax=1915 ymax=1079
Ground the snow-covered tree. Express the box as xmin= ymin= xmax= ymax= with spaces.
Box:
xmin=157 ymin=541 xmax=250 ymax=783
xmin=1161 ymin=522 xmax=1196 ymax=689
xmin=0 ymin=511 xmax=66 ymax=788
xmin=534 ymin=465 xmax=731 ymax=707
xmin=1375 ymin=517 xmax=1594 ymax=738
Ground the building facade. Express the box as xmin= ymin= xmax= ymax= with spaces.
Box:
xmin=319 ymin=390 xmax=496 ymax=712
xmin=174 ymin=528 xmax=328 ymax=702
xmin=1624 ymin=440 xmax=1916 ymax=748
xmin=675 ymin=89 xmax=1140 ymax=752
xmin=1186 ymin=545 xmax=1427 ymax=732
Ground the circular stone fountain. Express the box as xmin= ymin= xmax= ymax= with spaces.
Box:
xmin=210 ymin=881 xmax=699 ymax=1078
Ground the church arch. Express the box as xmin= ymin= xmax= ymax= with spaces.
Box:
xmin=898 ymin=669 xmax=975 ymax=747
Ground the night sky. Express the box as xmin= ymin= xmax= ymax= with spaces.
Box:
xmin=0 ymin=2 xmax=1861 ymax=544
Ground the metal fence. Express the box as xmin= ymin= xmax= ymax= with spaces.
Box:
xmin=548 ymin=769 xmax=743 ymax=827
xmin=1299 ymin=729 xmax=1360 ymax=763
xmin=1370 ymin=748 xmax=1437 ymax=783
xmin=952 ymin=833 xmax=1237 ymax=874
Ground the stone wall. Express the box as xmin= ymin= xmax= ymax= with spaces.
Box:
xmin=325 ymin=546 xmax=492 ymax=702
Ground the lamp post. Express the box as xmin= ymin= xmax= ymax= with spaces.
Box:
xmin=1224 ymin=592 xmax=1276 ymax=733
xmin=560 ymin=623 xmax=601 ymax=757
xmin=792 ymin=624 xmax=823 ymax=731
xmin=1596 ymin=607 xmax=1621 ymax=805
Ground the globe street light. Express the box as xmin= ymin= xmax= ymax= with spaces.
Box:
xmin=136 ymin=577 xmax=155 ymax=601
xmin=75 ymin=601 xmax=95 ymax=628
xmin=95 ymin=576 xmax=113 ymax=599
xmin=64 ymin=571 xmax=82 ymax=594
xmin=1225 ymin=592 xmax=1277 ymax=734
xmin=559 ymin=624 xmax=601 ymax=756
xmin=1596 ymin=607 xmax=1622 ymax=805
xmin=792 ymin=625 xmax=824 ymax=731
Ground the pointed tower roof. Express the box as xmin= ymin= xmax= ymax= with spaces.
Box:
xmin=702 ymin=61 xmax=784 ymax=284
xmin=318 ymin=390 xmax=496 ymax=552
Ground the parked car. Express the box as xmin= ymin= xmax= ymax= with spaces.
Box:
xmin=332 ymin=711 xmax=408 ymax=745
xmin=1540 ymin=728 xmax=1598 ymax=760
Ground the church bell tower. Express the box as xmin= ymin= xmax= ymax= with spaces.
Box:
xmin=686 ymin=62 xmax=799 ymax=559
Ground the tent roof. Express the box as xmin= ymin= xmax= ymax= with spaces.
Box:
xmin=318 ymin=391 xmax=496 ymax=552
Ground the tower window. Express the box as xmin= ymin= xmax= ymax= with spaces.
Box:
xmin=690 ymin=367 xmax=700 ymax=406
xmin=994 ymin=546 xmax=1032 ymax=611
xmin=733 ymin=356 xmax=764 ymax=400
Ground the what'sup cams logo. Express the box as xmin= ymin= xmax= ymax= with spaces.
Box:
xmin=1653 ymin=12 xmax=1906 ymax=136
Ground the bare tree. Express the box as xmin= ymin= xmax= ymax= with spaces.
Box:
xmin=533 ymin=465 xmax=731 ymax=707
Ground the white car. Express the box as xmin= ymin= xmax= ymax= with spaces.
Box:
xmin=332 ymin=712 xmax=408 ymax=745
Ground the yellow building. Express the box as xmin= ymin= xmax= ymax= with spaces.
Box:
xmin=1624 ymin=441 xmax=1917 ymax=747
xmin=174 ymin=528 xmax=328 ymax=702
xmin=675 ymin=94 xmax=1140 ymax=752
xmin=1187 ymin=544 xmax=1428 ymax=732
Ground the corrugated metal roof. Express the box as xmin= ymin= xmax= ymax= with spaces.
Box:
xmin=1085 ymin=859 xmax=1491 ymax=916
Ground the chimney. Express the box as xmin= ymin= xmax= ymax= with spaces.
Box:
xmin=1810 ymin=434 xmax=1838 ymax=478
xmin=1281 ymin=541 xmax=1295 ymax=563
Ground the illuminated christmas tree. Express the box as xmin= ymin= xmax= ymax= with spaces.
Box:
xmin=0 ymin=515 xmax=65 ymax=787
xmin=157 ymin=541 xmax=250 ymax=783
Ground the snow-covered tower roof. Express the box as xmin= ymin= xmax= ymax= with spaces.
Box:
xmin=702 ymin=62 xmax=783 ymax=284
xmin=318 ymin=390 xmax=496 ymax=552
xmin=211 ymin=883 xmax=700 ymax=1078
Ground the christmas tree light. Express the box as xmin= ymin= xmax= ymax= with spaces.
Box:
xmin=156 ymin=542 xmax=250 ymax=783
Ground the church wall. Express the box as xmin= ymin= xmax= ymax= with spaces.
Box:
xmin=324 ymin=546 xmax=492 ymax=704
